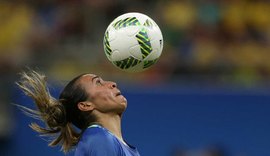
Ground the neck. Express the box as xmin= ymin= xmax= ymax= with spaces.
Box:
xmin=96 ymin=113 xmax=123 ymax=141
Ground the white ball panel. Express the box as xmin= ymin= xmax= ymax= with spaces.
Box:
xmin=129 ymin=45 xmax=143 ymax=60
xmin=110 ymin=29 xmax=138 ymax=61
xmin=126 ymin=26 xmax=141 ymax=37
xmin=111 ymin=50 xmax=127 ymax=61
xmin=107 ymin=28 xmax=117 ymax=42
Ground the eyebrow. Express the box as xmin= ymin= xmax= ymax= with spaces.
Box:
xmin=91 ymin=76 xmax=100 ymax=82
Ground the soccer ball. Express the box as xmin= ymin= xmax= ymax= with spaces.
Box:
xmin=103 ymin=12 xmax=163 ymax=72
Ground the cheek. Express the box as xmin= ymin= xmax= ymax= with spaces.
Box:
xmin=92 ymin=91 xmax=113 ymax=105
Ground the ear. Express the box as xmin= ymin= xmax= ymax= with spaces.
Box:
xmin=77 ymin=101 xmax=95 ymax=112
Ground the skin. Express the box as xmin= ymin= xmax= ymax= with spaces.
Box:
xmin=77 ymin=74 xmax=127 ymax=142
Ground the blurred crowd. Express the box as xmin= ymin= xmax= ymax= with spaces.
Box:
xmin=0 ymin=0 xmax=269 ymax=155
xmin=160 ymin=0 xmax=270 ymax=87
xmin=0 ymin=0 xmax=270 ymax=86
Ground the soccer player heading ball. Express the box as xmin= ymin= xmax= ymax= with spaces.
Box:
xmin=16 ymin=69 xmax=140 ymax=156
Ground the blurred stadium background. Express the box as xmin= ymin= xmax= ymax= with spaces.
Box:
xmin=0 ymin=0 xmax=270 ymax=156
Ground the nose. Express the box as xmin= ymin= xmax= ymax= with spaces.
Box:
xmin=109 ymin=81 xmax=117 ymax=89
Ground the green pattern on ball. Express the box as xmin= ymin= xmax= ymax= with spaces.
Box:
xmin=136 ymin=28 xmax=152 ymax=59
xmin=113 ymin=56 xmax=141 ymax=69
xmin=144 ymin=58 xmax=158 ymax=69
xmin=103 ymin=31 xmax=112 ymax=56
xmin=143 ymin=19 xmax=153 ymax=28
xmin=113 ymin=17 xmax=140 ymax=30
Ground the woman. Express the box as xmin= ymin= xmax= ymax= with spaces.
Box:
xmin=16 ymin=70 xmax=140 ymax=156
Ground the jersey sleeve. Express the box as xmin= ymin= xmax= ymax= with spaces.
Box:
xmin=74 ymin=128 xmax=121 ymax=156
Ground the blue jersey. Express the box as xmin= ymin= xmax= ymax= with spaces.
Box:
xmin=74 ymin=125 xmax=140 ymax=156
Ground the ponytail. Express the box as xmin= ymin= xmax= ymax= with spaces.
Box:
xmin=16 ymin=70 xmax=80 ymax=153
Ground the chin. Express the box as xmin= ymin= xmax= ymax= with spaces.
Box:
xmin=121 ymin=101 xmax=127 ymax=109
xmin=115 ymin=95 xmax=127 ymax=112
xmin=119 ymin=95 xmax=127 ymax=105
xmin=119 ymin=101 xmax=127 ymax=113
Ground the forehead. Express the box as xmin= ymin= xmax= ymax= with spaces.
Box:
xmin=78 ymin=74 xmax=98 ymax=83
xmin=82 ymin=74 xmax=97 ymax=78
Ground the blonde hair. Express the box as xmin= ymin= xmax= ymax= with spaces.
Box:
xmin=16 ymin=70 xmax=80 ymax=153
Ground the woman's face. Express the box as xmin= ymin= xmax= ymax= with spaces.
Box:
xmin=78 ymin=74 xmax=127 ymax=114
